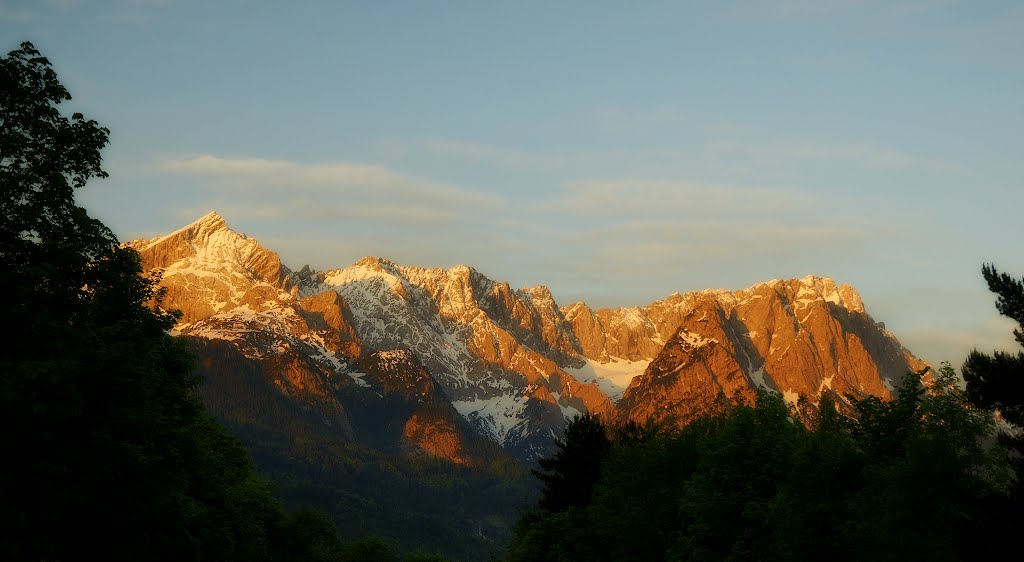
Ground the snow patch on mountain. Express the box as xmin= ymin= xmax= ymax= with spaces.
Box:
xmin=818 ymin=374 xmax=835 ymax=394
xmin=679 ymin=331 xmax=717 ymax=349
xmin=564 ymin=357 xmax=649 ymax=403
xmin=451 ymin=392 xmax=529 ymax=444
xmin=550 ymin=392 xmax=584 ymax=420
xmin=748 ymin=366 xmax=769 ymax=389
xmin=783 ymin=389 xmax=800 ymax=405
xmin=181 ymin=305 xmax=365 ymax=387
xmin=319 ymin=260 xmax=477 ymax=389
xmin=134 ymin=213 xmax=927 ymax=461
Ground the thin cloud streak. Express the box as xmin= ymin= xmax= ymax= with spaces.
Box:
xmin=157 ymin=155 xmax=905 ymax=287
xmin=158 ymin=154 xmax=505 ymax=226
xmin=156 ymin=154 xmax=885 ymax=295
xmin=539 ymin=179 xmax=804 ymax=216
xmin=554 ymin=218 xmax=876 ymax=271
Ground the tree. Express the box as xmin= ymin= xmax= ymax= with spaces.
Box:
xmin=1 ymin=41 xmax=114 ymax=274
xmin=513 ymin=367 xmax=1012 ymax=561
xmin=960 ymin=264 xmax=1024 ymax=557
xmin=963 ymin=264 xmax=1024 ymax=426
xmin=508 ymin=414 xmax=612 ymax=562
xmin=533 ymin=412 xmax=612 ymax=512
xmin=1 ymin=40 xmax=129 ymax=559
xmin=0 ymin=41 xmax=287 ymax=561
xmin=673 ymin=390 xmax=801 ymax=561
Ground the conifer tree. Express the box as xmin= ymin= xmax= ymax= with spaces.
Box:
xmin=533 ymin=413 xmax=611 ymax=512
xmin=963 ymin=264 xmax=1024 ymax=425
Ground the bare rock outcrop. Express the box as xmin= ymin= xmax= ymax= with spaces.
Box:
xmin=614 ymin=277 xmax=927 ymax=426
xmin=131 ymin=213 xmax=928 ymax=462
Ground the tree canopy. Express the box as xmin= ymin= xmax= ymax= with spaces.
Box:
xmin=512 ymin=368 xmax=1013 ymax=561
xmin=963 ymin=264 xmax=1024 ymax=426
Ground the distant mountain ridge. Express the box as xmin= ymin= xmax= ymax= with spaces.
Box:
xmin=127 ymin=212 xmax=926 ymax=461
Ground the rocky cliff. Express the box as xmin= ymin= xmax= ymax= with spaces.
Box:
xmin=130 ymin=213 xmax=926 ymax=460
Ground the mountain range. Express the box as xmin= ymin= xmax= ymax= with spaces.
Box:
xmin=127 ymin=211 xmax=926 ymax=464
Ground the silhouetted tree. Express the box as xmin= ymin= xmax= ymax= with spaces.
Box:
xmin=533 ymin=413 xmax=612 ymax=512
xmin=963 ymin=264 xmax=1024 ymax=426
xmin=0 ymin=40 xmax=286 ymax=561
xmin=959 ymin=264 xmax=1024 ymax=558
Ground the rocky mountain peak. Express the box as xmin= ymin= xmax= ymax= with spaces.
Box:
xmin=124 ymin=212 xmax=292 ymax=325
xmin=139 ymin=211 xmax=230 ymax=252
xmin=520 ymin=285 xmax=555 ymax=305
xmin=613 ymin=275 xmax=927 ymax=427
xmin=137 ymin=213 xmax=927 ymax=462
xmin=351 ymin=256 xmax=403 ymax=274
xmin=747 ymin=275 xmax=865 ymax=314
xmin=189 ymin=210 xmax=228 ymax=232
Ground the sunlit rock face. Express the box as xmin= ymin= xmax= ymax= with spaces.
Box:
xmin=127 ymin=214 xmax=608 ymax=460
xmin=300 ymin=256 xmax=613 ymax=459
xmin=614 ymin=277 xmax=928 ymax=426
xmin=129 ymin=213 xmax=926 ymax=461
xmin=126 ymin=212 xmax=294 ymax=325
xmin=615 ymin=303 xmax=757 ymax=427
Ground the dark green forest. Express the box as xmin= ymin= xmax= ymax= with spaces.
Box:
xmin=5 ymin=39 xmax=1024 ymax=562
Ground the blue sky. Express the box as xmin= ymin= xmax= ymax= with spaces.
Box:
xmin=4 ymin=0 xmax=1023 ymax=366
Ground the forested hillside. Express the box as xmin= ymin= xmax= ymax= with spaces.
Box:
xmin=512 ymin=364 xmax=1018 ymax=561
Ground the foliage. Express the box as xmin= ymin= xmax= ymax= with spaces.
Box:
xmin=1 ymin=41 xmax=113 ymax=266
xmin=979 ymin=263 xmax=1024 ymax=346
xmin=963 ymin=264 xmax=1024 ymax=426
xmin=959 ymin=263 xmax=1024 ymax=556
xmin=0 ymin=40 xmax=220 ymax=560
xmin=511 ymin=369 xmax=1011 ymax=561
xmin=0 ymin=40 xmax=440 ymax=562
xmin=533 ymin=412 xmax=611 ymax=512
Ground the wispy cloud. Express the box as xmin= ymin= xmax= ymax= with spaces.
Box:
xmin=153 ymin=154 xmax=919 ymax=317
xmin=159 ymin=154 xmax=503 ymax=224
xmin=411 ymin=127 xmax=964 ymax=186
xmin=552 ymin=216 xmax=875 ymax=272
xmin=515 ymin=176 xmax=902 ymax=307
xmin=538 ymin=179 xmax=804 ymax=217
xmin=154 ymin=154 xmax=518 ymax=270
